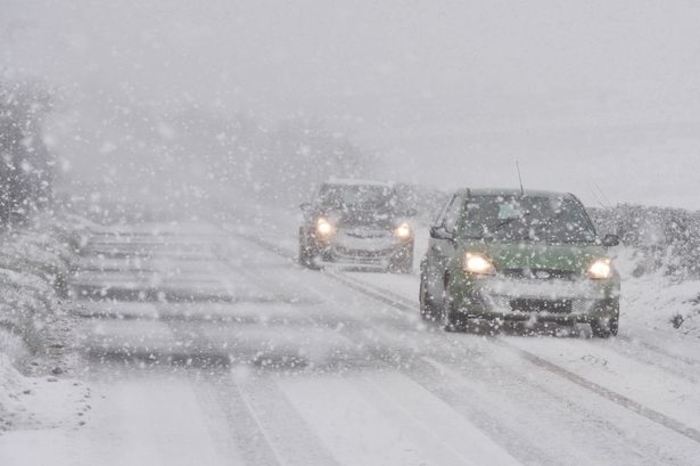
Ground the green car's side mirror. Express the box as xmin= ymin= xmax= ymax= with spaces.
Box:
xmin=430 ymin=226 xmax=455 ymax=241
xmin=601 ymin=234 xmax=620 ymax=247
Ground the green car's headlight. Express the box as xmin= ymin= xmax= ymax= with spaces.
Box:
xmin=462 ymin=252 xmax=495 ymax=275
xmin=588 ymin=258 xmax=614 ymax=279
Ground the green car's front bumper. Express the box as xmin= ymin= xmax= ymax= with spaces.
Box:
xmin=448 ymin=273 xmax=620 ymax=325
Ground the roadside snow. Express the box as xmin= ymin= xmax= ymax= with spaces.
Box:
xmin=0 ymin=214 xmax=88 ymax=435
xmin=614 ymin=247 xmax=700 ymax=340
xmin=0 ymin=354 xmax=91 ymax=432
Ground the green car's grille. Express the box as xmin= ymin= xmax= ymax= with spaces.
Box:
xmin=488 ymin=296 xmax=594 ymax=314
xmin=501 ymin=268 xmax=578 ymax=281
xmin=510 ymin=298 xmax=572 ymax=313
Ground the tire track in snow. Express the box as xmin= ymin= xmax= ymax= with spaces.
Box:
xmin=339 ymin=271 xmax=700 ymax=446
xmin=76 ymin=227 xmax=291 ymax=465
xmin=234 ymin=374 xmax=343 ymax=466
xmin=135 ymin=233 xmax=335 ymax=466
xmin=332 ymin=269 xmax=700 ymax=441
xmin=617 ymin=334 xmax=700 ymax=368
xmin=188 ymin=370 xmax=284 ymax=466
xmin=499 ymin=342 xmax=700 ymax=444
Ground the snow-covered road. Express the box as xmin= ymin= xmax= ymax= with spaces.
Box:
xmin=2 ymin=215 xmax=700 ymax=465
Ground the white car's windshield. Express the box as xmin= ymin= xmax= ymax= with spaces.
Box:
xmin=319 ymin=184 xmax=398 ymax=210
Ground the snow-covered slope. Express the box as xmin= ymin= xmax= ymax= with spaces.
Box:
xmin=0 ymin=214 xmax=88 ymax=434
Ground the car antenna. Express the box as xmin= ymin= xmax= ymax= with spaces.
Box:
xmin=593 ymin=181 xmax=613 ymax=208
xmin=516 ymin=160 xmax=525 ymax=195
xmin=587 ymin=183 xmax=607 ymax=208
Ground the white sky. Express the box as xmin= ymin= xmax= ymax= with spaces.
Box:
xmin=2 ymin=0 xmax=700 ymax=208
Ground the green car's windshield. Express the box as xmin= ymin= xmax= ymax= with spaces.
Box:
xmin=460 ymin=194 xmax=597 ymax=244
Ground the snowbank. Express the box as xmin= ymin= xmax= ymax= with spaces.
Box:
xmin=0 ymin=213 xmax=88 ymax=434
xmin=615 ymin=247 xmax=700 ymax=339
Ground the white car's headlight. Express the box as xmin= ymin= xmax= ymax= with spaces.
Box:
xmin=588 ymin=258 xmax=613 ymax=279
xmin=393 ymin=222 xmax=412 ymax=239
xmin=462 ymin=252 xmax=495 ymax=275
xmin=315 ymin=218 xmax=334 ymax=236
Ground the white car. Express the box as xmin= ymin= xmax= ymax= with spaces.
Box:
xmin=298 ymin=179 xmax=416 ymax=273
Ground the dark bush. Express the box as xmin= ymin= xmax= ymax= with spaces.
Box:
xmin=0 ymin=80 xmax=53 ymax=226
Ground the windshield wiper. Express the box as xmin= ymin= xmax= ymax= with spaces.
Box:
xmin=487 ymin=212 xmax=530 ymax=234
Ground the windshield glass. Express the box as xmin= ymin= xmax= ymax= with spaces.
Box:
xmin=460 ymin=194 xmax=597 ymax=244
xmin=319 ymin=184 xmax=398 ymax=210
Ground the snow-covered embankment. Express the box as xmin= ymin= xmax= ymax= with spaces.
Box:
xmin=0 ymin=214 xmax=91 ymax=433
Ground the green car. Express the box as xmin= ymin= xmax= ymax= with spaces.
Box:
xmin=419 ymin=189 xmax=621 ymax=337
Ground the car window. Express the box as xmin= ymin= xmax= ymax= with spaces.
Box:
xmin=442 ymin=195 xmax=463 ymax=233
xmin=432 ymin=195 xmax=454 ymax=227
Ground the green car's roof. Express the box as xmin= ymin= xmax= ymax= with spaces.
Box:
xmin=460 ymin=188 xmax=575 ymax=199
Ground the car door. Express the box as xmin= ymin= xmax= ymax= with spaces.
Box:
xmin=425 ymin=193 xmax=463 ymax=302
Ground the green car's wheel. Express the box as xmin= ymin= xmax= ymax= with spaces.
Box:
xmin=591 ymin=304 xmax=619 ymax=338
xmin=591 ymin=299 xmax=620 ymax=338
xmin=441 ymin=283 xmax=463 ymax=332
xmin=419 ymin=274 xmax=439 ymax=321
xmin=591 ymin=315 xmax=619 ymax=338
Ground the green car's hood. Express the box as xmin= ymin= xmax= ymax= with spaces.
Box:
xmin=460 ymin=241 xmax=608 ymax=273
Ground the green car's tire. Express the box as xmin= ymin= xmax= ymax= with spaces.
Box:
xmin=443 ymin=311 xmax=465 ymax=332
xmin=591 ymin=304 xmax=619 ymax=338
xmin=442 ymin=286 xmax=463 ymax=332
xmin=591 ymin=299 xmax=619 ymax=338
xmin=419 ymin=274 xmax=439 ymax=321
xmin=591 ymin=315 xmax=619 ymax=338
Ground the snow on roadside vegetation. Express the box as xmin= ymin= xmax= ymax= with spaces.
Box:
xmin=615 ymin=247 xmax=700 ymax=340
xmin=0 ymin=213 xmax=91 ymax=434
xmin=592 ymin=204 xmax=700 ymax=340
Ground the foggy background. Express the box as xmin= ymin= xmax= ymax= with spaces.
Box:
xmin=2 ymin=0 xmax=700 ymax=210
